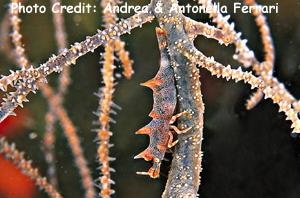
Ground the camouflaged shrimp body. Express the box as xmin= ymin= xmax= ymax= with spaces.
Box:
xmin=134 ymin=28 xmax=177 ymax=178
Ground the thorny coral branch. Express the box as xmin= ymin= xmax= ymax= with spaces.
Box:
xmin=0 ymin=10 xmax=154 ymax=122
xmin=7 ymin=2 xmax=63 ymax=185
xmin=96 ymin=40 xmax=116 ymax=197
xmin=114 ymin=39 xmax=134 ymax=79
xmin=94 ymin=0 xmax=134 ymax=197
xmin=96 ymin=1 xmax=117 ymax=197
xmin=43 ymin=0 xmax=70 ymax=187
xmin=244 ymin=0 xmax=275 ymax=110
xmin=101 ymin=0 xmax=134 ymax=80
xmin=162 ymin=61 xmax=204 ymax=198
xmin=184 ymin=18 xmax=234 ymax=45
xmin=43 ymin=110 xmax=57 ymax=186
xmin=0 ymin=8 xmax=152 ymax=197
xmin=195 ymin=0 xmax=300 ymax=112
xmin=6 ymin=0 xmax=95 ymax=196
xmin=9 ymin=0 xmax=29 ymax=69
xmin=189 ymin=0 xmax=300 ymax=113
xmin=193 ymin=0 xmax=256 ymax=67
xmin=192 ymin=0 xmax=300 ymax=113
xmin=0 ymin=13 xmax=16 ymax=63
xmin=0 ymin=138 xmax=63 ymax=198
xmin=0 ymin=0 xmax=27 ymax=63
xmin=51 ymin=0 xmax=70 ymax=97
xmin=175 ymin=41 xmax=300 ymax=133
xmin=41 ymin=85 xmax=95 ymax=198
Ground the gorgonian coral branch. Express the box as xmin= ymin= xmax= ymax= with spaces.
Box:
xmin=0 ymin=7 xmax=153 ymax=197
xmin=245 ymin=90 xmax=264 ymax=110
xmin=93 ymin=0 xmax=135 ymax=196
xmin=189 ymin=0 xmax=299 ymax=116
xmin=96 ymin=40 xmax=116 ymax=197
xmin=0 ymin=10 xmax=154 ymax=122
xmin=194 ymin=0 xmax=257 ymax=67
xmin=43 ymin=0 xmax=71 ymax=187
xmin=184 ymin=17 xmax=234 ymax=45
xmin=44 ymin=110 xmax=57 ymax=186
xmin=6 ymin=2 xmax=94 ymax=195
xmin=0 ymin=13 xmax=16 ymax=63
xmin=101 ymin=0 xmax=134 ymax=79
xmin=0 ymin=0 xmax=27 ymax=64
xmin=162 ymin=60 xmax=204 ymax=198
xmin=193 ymin=0 xmax=295 ymax=113
xmin=114 ymin=39 xmax=134 ymax=79
xmin=41 ymin=85 xmax=95 ymax=198
xmin=244 ymin=0 xmax=275 ymax=110
xmin=0 ymin=138 xmax=63 ymax=198
xmin=51 ymin=0 xmax=70 ymax=97
xmin=9 ymin=0 xmax=29 ymax=69
xmin=175 ymin=40 xmax=300 ymax=133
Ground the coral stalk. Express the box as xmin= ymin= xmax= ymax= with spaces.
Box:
xmin=0 ymin=13 xmax=16 ymax=62
xmin=175 ymin=40 xmax=300 ymax=133
xmin=101 ymin=0 xmax=134 ymax=79
xmin=43 ymin=0 xmax=70 ymax=187
xmin=41 ymin=85 xmax=95 ymax=198
xmin=9 ymin=0 xmax=29 ymax=69
xmin=96 ymin=40 xmax=116 ymax=197
xmin=94 ymin=1 xmax=135 ymax=196
xmin=244 ymin=0 xmax=275 ymax=109
xmin=0 ymin=138 xmax=63 ymax=198
xmin=44 ymin=110 xmax=58 ymax=186
xmin=0 ymin=10 xmax=154 ymax=122
xmin=7 ymin=1 xmax=94 ymax=195
xmin=191 ymin=0 xmax=299 ymax=120
xmin=114 ymin=39 xmax=134 ymax=79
